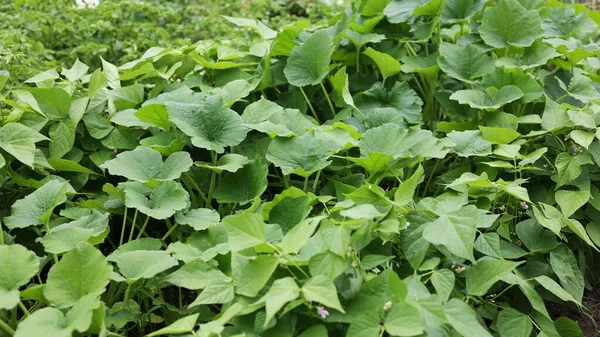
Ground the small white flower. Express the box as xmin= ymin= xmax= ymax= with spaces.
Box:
xmin=405 ymin=221 xmax=410 ymax=228
xmin=383 ymin=301 xmax=392 ymax=311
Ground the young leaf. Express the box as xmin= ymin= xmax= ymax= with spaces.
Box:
xmin=4 ymin=180 xmax=68 ymax=229
xmin=124 ymin=181 xmax=190 ymax=219
xmin=115 ymin=250 xmax=178 ymax=282
xmin=284 ymin=30 xmax=335 ymax=87
xmin=0 ymin=244 xmax=39 ymax=310
xmin=222 ymin=211 xmax=265 ymax=252
xmin=102 ymin=147 xmax=193 ymax=183
xmin=362 ymin=47 xmax=401 ymax=80
xmin=302 ymin=275 xmax=345 ymax=313
xmin=44 ymin=242 xmax=111 ymax=308
xmin=496 ymin=308 xmax=533 ymax=337
xmin=444 ymin=299 xmax=493 ymax=337
xmin=465 ymin=258 xmax=521 ymax=296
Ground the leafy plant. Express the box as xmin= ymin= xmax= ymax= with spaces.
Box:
xmin=1 ymin=0 xmax=600 ymax=336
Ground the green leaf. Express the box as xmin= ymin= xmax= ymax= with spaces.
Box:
xmin=437 ymin=43 xmax=495 ymax=84
xmin=162 ymin=259 xmax=230 ymax=290
xmin=267 ymin=134 xmax=338 ymax=177
xmin=147 ymin=313 xmax=199 ymax=337
xmin=115 ymin=250 xmax=178 ymax=282
xmin=481 ymin=68 xmax=544 ymax=103
xmin=111 ymin=84 xmax=144 ymax=109
xmin=310 ymin=252 xmax=349 ymax=282
xmin=450 ymin=86 xmax=524 ymax=110
xmin=556 ymin=189 xmax=589 ymax=218
xmin=423 ymin=208 xmax=478 ymax=260
xmin=442 ymin=0 xmax=485 ymax=23
xmin=394 ymin=165 xmax=424 ymax=206
xmin=214 ymin=160 xmax=268 ymax=204
xmin=0 ymin=123 xmax=48 ymax=166
xmin=362 ymin=47 xmax=401 ymax=80
xmin=360 ymin=124 xmax=447 ymax=159
xmin=474 ymin=233 xmax=503 ymax=258
xmin=279 ymin=216 xmax=323 ymax=254
xmin=566 ymin=74 xmax=600 ymax=103
xmin=413 ymin=0 xmax=447 ymax=17
xmin=165 ymin=96 xmax=247 ymax=153
xmin=570 ymin=130 xmax=595 ymax=149
xmin=284 ymin=30 xmax=335 ymax=87
xmin=14 ymin=294 xmax=101 ymax=337
xmin=26 ymin=87 xmax=72 ymax=119
xmin=329 ymin=66 xmax=356 ymax=108
xmin=554 ymin=153 xmax=582 ymax=189
xmin=465 ymin=258 xmax=521 ymax=296
xmin=302 ymin=275 xmax=345 ymax=313
xmin=62 ymin=59 xmax=89 ymax=82
xmin=430 ymin=269 xmax=454 ymax=302
xmin=515 ymin=219 xmax=560 ymax=253
xmin=41 ymin=227 xmax=96 ymax=254
xmin=234 ymin=255 xmax=278 ymax=297
xmin=102 ymin=148 xmax=192 ymax=183
xmin=384 ymin=0 xmax=420 ymax=23
xmin=554 ymin=316 xmax=584 ymax=337
xmin=5 ymin=180 xmax=68 ymax=229
xmin=355 ymin=81 xmax=424 ymax=124
xmin=44 ymin=242 xmax=111 ymax=308
xmin=48 ymin=158 xmax=98 ymax=175
xmin=479 ymin=126 xmax=521 ymax=144
xmin=222 ymin=211 xmax=265 ymax=252
xmin=549 ymin=245 xmax=584 ymax=302
xmin=542 ymin=7 xmax=593 ymax=38
xmin=260 ymin=277 xmax=300 ymax=326
xmin=535 ymin=275 xmax=580 ymax=305
xmin=298 ymin=325 xmax=328 ymax=337
xmin=0 ymin=244 xmax=39 ymax=309
xmin=447 ymin=130 xmax=493 ymax=157
xmin=134 ymin=104 xmax=171 ymax=129
xmin=195 ymin=154 xmax=250 ymax=173
xmin=189 ymin=278 xmax=234 ymax=306
xmin=320 ymin=220 xmax=352 ymax=257
xmin=49 ymin=120 xmax=76 ymax=159
xmin=124 ymin=181 xmax=190 ymax=219
xmin=175 ymin=208 xmax=220 ymax=231
xmin=444 ymin=299 xmax=493 ymax=337
xmin=479 ymin=0 xmax=543 ymax=48
xmin=384 ymin=300 xmax=424 ymax=336
xmin=497 ymin=308 xmax=533 ymax=337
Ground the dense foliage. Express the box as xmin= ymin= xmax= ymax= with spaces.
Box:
xmin=2 ymin=0 xmax=600 ymax=336
xmin=0 ymin=0 xmax=338 ymax=85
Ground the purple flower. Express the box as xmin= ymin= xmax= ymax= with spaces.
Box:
xmin=317 ymin=306 xmax=329 ymax=319
xmin=520 ymin=201 xmax=529 ymax=210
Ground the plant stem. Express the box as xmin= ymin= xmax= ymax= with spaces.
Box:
xmin=356 ymin=46 xmax=361 ymax=71
xmin=206 ymin=151 xmax=218 ymax=209
xmin=0 ymin=222 xmax=4 ymax=245
xmin=319 ymin=82 xmax=336 ymax=116
xmin=135 ymin=216 xmax=151 ymax=240
xmin=128 ymin=209 xmax=139 ymax=242
xmin=303 ymin=175 xmax=309 ymax=192
xmin=119 ymin=207 xmax=128 ymax=246
xmin=0 ymin=319 xmax=14 ymax=336
xmin=422 ymin=159 xmax=441 ymax=198
xmin=299 ymin=87 xmax=320 ymax=123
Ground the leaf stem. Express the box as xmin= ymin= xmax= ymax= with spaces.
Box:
xmin=303 ymin=175 xmax=309 ymax=192
xmin=17 ymin=301 xmax=30 ymax=317
xmin=161 ymin=223 xmax=179 ymax=242
xmin=128 ymin=209 xmax=139 ymax=242
xmin=299 ymin=87 xmax=320 ymax=123
xmin=319 ymin=82 xmax=336 ymax=116
xmin=135 ymin=215 xmax=151 ymax=240
xmin=183 ymin=173 xmax=209 ymax=205
xmin=0 ymin=318 xmax=14 ymax=336
xmin=123 ymin=283 xmax=133 ymax=303
xmin=119 ymin=207 xmax=128 ymax=246
xmin=206 ymin=151 xmax=218 ymax=209
xmin=312 ymin=169 xmax=322 ymax=193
